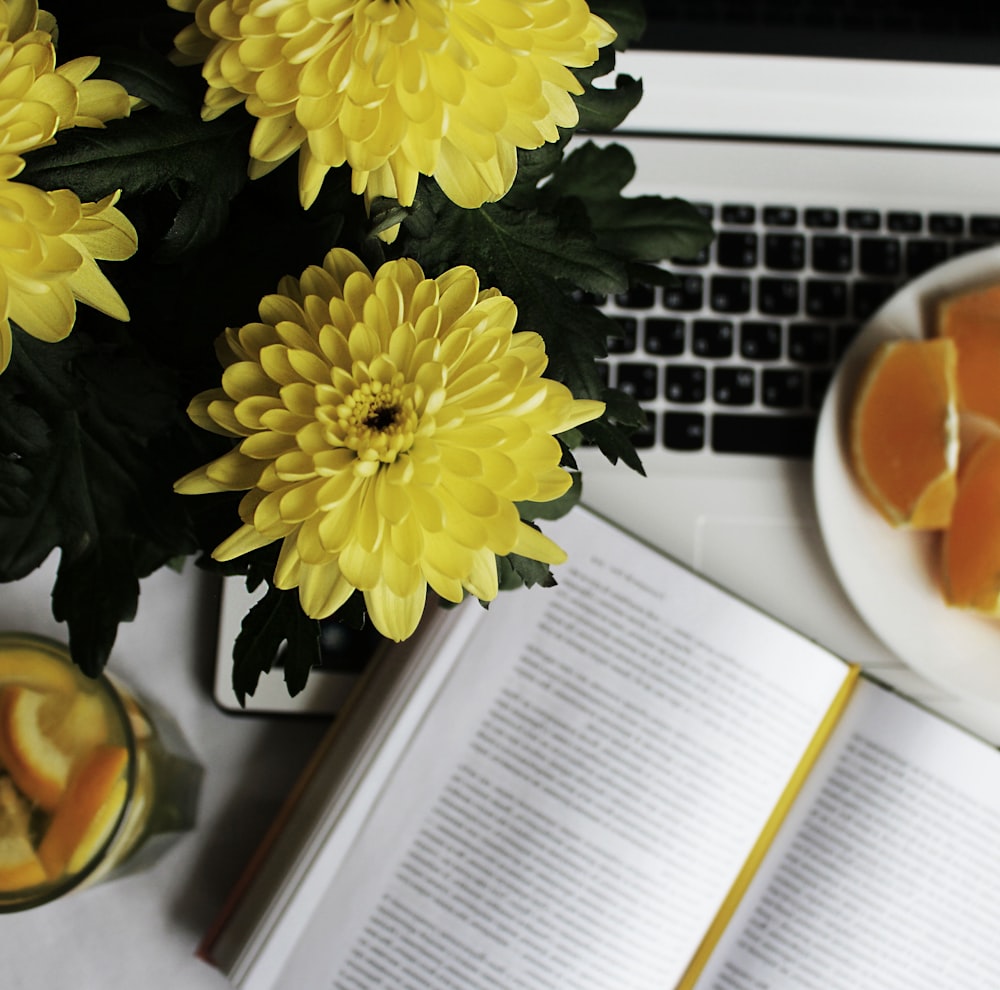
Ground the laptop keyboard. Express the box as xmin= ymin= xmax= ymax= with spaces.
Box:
xmin=596 ymin=202 xmax=1000 ymax=459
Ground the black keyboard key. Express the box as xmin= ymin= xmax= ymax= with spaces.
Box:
xmin=664 ymin=274 xmax=704 ymax=311
xmin=740 ymin=321 xmax=782 ymax=360
xmin=953 ymin=239 xmax=992 ymax=257
xmin=606 ymin=316 xmax=637 ymax=353
xmin=644 ymin=317 xmax=685 ymax=356
xmin=853 ymin=281 xmax=898 ymax=320
xmin=805 ymin=279 xmax=848 ymax=318
xmin=906 ymin=239 xmax=949 ymax=276
xmin=713 ymin=367 xmax=755 ymax=405
xmin=615 ymin=362 xmax=658 ymax=401
xmin=809 ymin=370 xmax=833 ymax=410
xmin=928 ymin=213 xmax=964 ymax=236
xmin=812 ymin=235 xmax=853 ymax=273
xmin=692 ymin=319 xmax=735 ymax=358
xmin=709 ymin=275 xmax=751 ymax=314
xmin=859 ymin=237 xmax=902 ymax=277
xmin=764 ymin=233 xmax=806 ymax=271
xmin=716 ymin=231 xmax=758 ymax=268
xmin=970 ymin=215 xmax=1000 ymax=238
xmin=666 ymin=365 xmax=707 ymax=403
xmin=887 ymin=211 xmax=922 ymax=233
xmin=673 ymin=245 xmax=710 ymax=266
xmin=804 ymin=207 xmax=839 ymax=229
xmin=762 ymin=369 xmax=806 ymax=408
xmin=712 ymin=413 xmax=815 ymax=458
xmin=630 ymin=411 xmax=655 ymax=449
xmin=834 ymin=323 xmax=861 ymax=358
xmin=846 ymin=209 xmax=880 ymax=231
xmin=763 ymin=205 xmax=797 ymax=226
xmin=788 ymin=322 xmax=832 ymax=364
xmin=758 ymin=277 xmax=800 ymax=316
xmin=721 ymin=204 xmax=756 ymax=224
xmin=663 ymin=412 xmax=706 ymax=451
xmin=615 ymin=284 xmax=656 ymax=308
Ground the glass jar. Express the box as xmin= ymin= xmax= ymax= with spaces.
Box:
xmin=0 ymin=633 xmax=202 ymax=911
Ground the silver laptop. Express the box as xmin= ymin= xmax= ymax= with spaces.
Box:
xmin=217 ymin=8 xmax=1000 ymax=737
xmin=577 ymin=7 xmax=1000 ymax=741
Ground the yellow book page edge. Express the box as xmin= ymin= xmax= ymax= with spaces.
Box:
xmin=675 ymin=662 xmax=861 ymax=990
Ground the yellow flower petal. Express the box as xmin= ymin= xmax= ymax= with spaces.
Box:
xmin=364 ymin=581 xmax=426 ymax=642
xmin=0 ymin=316 xmax=11 ymax=372
xmin=213 ymin=523 xmax=277 ymax=562
xmin=298 ymin=560 xmax=355 ymax=619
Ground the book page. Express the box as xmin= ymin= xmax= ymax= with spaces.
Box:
xmin=270 ymin=507 xmax=852 ymax=990
xmin=692 ymin=677 xmax=1000 ymax=989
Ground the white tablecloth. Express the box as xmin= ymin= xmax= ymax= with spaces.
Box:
xmin=0 ymin=556 xmax=330 ymax=989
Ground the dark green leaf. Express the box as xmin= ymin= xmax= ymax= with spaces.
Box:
xmin=280 ymin=607 xmax=324 ymax=698
xmin=20 ymin=108 xmax=253 ymax=258
xmin=0 ymin=460 xmax=34 ymax=516
xmin=96 ymin=45 xmax=206 ymax=115
xmin=496 ymin=555 xmax=524 ymax=592
xmin=0 ymin=328 xmax=199 ymax=672
xmin=517 ymin=473 xmax=583 ymax=522
xmin=230 ymin=583 xmax=321 ymax=703
xmin=546 ymin=142 xmax=715 ymax=263
xmin=52 ymin=540 xmax=139 ymax=678
xmin=574 ymin=72 xmax=643 ymax=133
xmin=577 ymin=416 xmax=646 ymax=473
xmin=504 ymin=551 xmax=558 ymax=589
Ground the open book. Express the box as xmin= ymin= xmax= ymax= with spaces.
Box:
xmin=200 ymin=506 xmax=1000 ymax=990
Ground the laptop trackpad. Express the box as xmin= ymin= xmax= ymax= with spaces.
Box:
xmin=693 ymin=514 xmax=893 ymax=665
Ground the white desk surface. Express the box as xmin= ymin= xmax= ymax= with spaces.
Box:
xmin=0 ymin=556 xmax=330 ymax=989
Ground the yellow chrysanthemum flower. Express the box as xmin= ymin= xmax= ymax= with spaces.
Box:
xmin=175 ymin=248 xmax=604 ymax=641
xmin=0 ymin=180 xmax=138 ymax=372
xmin=168 ymin=0 xmax=616 ymax=211
xmin=0 ymin=0 xmax=132 ymax=165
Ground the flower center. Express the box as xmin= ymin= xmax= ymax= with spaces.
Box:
xmin=338 ymin=380 xmax=417 ymax=464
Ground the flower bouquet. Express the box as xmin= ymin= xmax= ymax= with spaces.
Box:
xmin=0 ymin=0 xmax=712 ymax=702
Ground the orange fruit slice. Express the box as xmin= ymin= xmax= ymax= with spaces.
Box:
xmin=937 ymin=284 xmax=1000 ymax=424
xmin=850 ymin=337 xmax=959 ymax=529
xmin=942 ymin=434 xmax=1000 ymax=613
xmin=38 ymin=744 xmax=129 ymax=879
xmin=0 ymin=686 xmax=74 ymax=811
xmin=0 ymin=777 xmax=45 ymax=892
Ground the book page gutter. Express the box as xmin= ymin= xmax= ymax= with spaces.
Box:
xmin=276 ymin=507 xmax=853 ymax=990
xmin=691 ymin=678 xmax=1000 ymax=990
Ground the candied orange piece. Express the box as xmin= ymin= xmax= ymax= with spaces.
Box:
xmin=0 ymin=686 xmax=73 ymax=811
xmin=850 ymin=338 xmax=959 ymax=529
xmin=38 ymin=745 xmax=129 ymax=879
xmin=938 ymin=284 xmax=1000 ymax=424
xmin=942 ymin=435 xmax=1000 ymax=613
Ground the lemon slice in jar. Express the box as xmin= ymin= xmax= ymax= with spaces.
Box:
xmin=0 ymin=777 xmax=45 ymax=892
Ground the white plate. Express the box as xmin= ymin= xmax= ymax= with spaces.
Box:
xmin=814 ymin=245 xmax=1000 ymax=701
